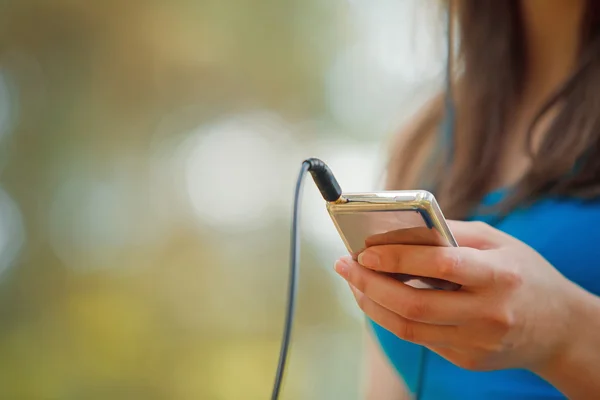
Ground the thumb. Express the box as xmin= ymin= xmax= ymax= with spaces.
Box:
xmin=447 ymin=220 xmax=511 ymax=249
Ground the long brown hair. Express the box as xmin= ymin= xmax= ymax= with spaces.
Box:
xmin=387 ymin=0 xmax=600 ymax=219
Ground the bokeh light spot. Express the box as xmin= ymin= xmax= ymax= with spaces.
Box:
xmin=183 ymin=111 xmax=299 ymax=232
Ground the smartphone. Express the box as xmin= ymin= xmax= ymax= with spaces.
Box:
xmin=327 ymin=190 xmax=461 ymax=291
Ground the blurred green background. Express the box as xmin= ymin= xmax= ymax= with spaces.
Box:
xmin=0 ymin=1 xmax=444 ymax=399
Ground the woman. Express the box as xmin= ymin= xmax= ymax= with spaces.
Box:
xmin=334 ymin=1 xmax=600 ymax=399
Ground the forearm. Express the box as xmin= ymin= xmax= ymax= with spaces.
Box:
xmin=363 ymin=330 xmax=410 ymax=400
xmin=533 ymin=284 xmax=600 ymax=399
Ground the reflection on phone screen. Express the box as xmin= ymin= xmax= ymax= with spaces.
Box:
xmin=333 ymin=210 xmax=460 ymax=290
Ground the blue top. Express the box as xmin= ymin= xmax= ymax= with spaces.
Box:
xmin=369 ymin=190 xmax=600 ymax=399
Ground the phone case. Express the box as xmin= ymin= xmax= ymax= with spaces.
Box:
xmin=326 ymin=190 xmax=460 ymax=291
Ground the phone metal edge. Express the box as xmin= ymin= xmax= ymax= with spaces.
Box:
xmin=326 ymin=190 xmax=458 ymax=251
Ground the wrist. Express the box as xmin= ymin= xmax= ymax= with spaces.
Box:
xmin=531 ymin=282 xmax=600 ymax=398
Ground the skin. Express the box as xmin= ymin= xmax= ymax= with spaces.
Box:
xmin=344 ymin=0 xmax=600 ymax=398
xmin=338 ymin=222 xmax=600 ymax=399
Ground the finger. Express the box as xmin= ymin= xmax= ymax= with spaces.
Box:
xmin=336 ymin=257 xmax=475 ymax=324
xmin=357 ymin=244 xmax=493 ymax=287
xmin=347 ymin=283 xmax=456 ymax=347
xmin=446 ymin=220 xmax=511 ymax=249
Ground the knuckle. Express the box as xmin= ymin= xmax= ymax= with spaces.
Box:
xmin=392 ymin=319 xmax=416 ymax=343
xmin=351 ymin=269 xmax=377 ymax=303
xmin=403 ymin=297 xmax=429 ymax=321
xmin=471 ymin=220 xmax=492 ymax=233
xmin=483 ymin=309 xmax=515 ymax=333
xmin=348 ymin=266 xmax=366 ymax=292
xmin=436 ymin=249 xmax=461 ymax=281
xmin=498 ymin=268 xmax=523 ymax=289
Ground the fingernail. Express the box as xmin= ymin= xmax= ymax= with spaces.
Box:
xmin=334 ymin=259 xmax=349 ymax=278
xmin=358 ymin=251 xmax=379 ymax=268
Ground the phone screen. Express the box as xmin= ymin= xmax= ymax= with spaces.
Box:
xmin=334 ymin=209 xmax=451 ymax=255
xmin=332 ymin=209 xmax=459 ymax=290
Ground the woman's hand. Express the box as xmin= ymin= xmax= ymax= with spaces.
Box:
xmin=334 ymin=220 xmax=584 ymax=372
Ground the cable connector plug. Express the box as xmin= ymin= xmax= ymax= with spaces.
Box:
xmin=303 ymin=158 xmax=345 ymax=203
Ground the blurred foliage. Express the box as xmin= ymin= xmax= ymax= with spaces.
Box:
xmin=0 ymin=0 xmax=372 ymax=399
